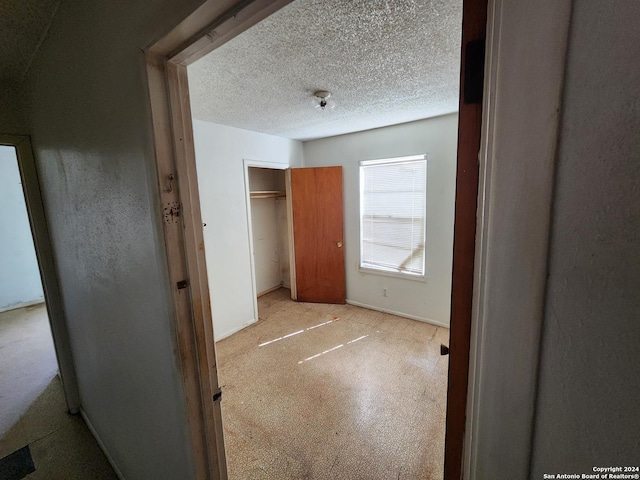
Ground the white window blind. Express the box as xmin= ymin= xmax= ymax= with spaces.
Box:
xmin=360 ymin=155 xmax=427 ymax=277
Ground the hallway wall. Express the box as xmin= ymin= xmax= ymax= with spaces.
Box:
xmin=469 ymin=0 xmax=640 ymax=477
xmin=21 ymin=0 xmax=212 ymax=478
xmin=531 ymin=0 xmax=640 ymax=473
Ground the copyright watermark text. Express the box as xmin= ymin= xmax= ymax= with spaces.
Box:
xmin=542 ymin=467 xmax=639 ymax=479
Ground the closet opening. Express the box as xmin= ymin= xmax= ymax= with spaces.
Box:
xmin=245 ymin=165 xmax=293 ymax=320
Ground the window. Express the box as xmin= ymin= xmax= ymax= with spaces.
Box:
xmin=359 ymin=154 xmax=427 ymax=278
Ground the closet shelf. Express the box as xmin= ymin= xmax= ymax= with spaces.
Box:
xmin=250 ymin=190 xmax=286 ymax=199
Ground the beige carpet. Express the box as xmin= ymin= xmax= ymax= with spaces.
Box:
xmin=216 ymin=288 xmax=449 ymax=479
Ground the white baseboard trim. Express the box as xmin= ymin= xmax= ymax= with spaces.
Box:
xmin=0 ymin=299 xmax=45 ymax=313
xmin=257 ymin=285 xmax=282 ymax=297
xmin=345 ymin=299 xmax=450 ymax=329
xmin=214 ymin=318 xmax=258 ymax=342
xmin=80 ymin=409 xmax=126 ymax=480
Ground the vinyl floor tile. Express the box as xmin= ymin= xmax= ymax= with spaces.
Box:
xmin=0 ymin=306 xmax=117 ymax=479
xmin=217 ymin=289 xmax=448 ymax=479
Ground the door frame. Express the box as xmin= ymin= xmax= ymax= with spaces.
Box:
xmin=144 ymin=0 xmax=487 ymax=478
xmin=0 ymin=134 xmax=81 ymax=414
xmin=242 ymin=159 xmax=292 ymax=325
xmin=461 ymin=1 xmax=572 ymax=477
xmin=145 ymin=2 xmax=296 ymax=478
xmin=443 ymin=0 xmax=487 ymax=477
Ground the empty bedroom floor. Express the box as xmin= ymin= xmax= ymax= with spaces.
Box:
xmin=216 ymin=288 xmax=449 ymax=479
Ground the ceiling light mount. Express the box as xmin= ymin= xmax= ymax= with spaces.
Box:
xmin=313 ymin=90 xmax=336 ymax=110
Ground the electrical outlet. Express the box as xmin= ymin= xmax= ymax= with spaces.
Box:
xmin=383 ymin=288 xmax=387 ymax=297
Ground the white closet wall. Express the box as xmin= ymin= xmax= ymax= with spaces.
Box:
xmin=249 ymin=168 xmax=290 ymax=295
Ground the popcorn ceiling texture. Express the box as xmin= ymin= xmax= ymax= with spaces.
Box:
xmin=188 ymin=0 xmax=462 ymax=141
xmin=0 ymin=0 xmax=59 ymax=83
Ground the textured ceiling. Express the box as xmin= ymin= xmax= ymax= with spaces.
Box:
xmin=188 ymin=0 xmax=462 ymax=141
xmin=0 ymin=0 xmax=59 ymax=83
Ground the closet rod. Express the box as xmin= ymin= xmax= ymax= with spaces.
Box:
xmin=250 ymin=190 xmax=286 ymax=199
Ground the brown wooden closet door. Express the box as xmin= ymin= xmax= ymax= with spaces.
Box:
xmin=290 ymin=166 xmax=345 ymax=304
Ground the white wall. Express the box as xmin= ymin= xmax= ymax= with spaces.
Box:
xmin=303 ymin=114 xmax=458 ymax=326
xmin=250 ymin=198 xmax=281 ymax=294
xmin=21 ymin=1 xmax=210 ymax=478
xmin=531 ymin=0 xmax=640 ymax=473
xmin=248 ymin=168 xmax=289 ymax=295
xmin=193 ymin=120 xmax=303 ymax=340
xmin=0 ymin=146 xmax=44 ymax=311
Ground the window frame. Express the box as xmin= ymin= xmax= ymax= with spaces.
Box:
xmin=358 ymin=154 xmax=428 ymax=281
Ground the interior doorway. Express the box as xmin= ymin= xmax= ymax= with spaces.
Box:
xmin=0 ymin=142 xmax=92 ymax=476
xmin=247 ymin=166 xmax=290 ymax=298
xmin=0 ymin=145 xmax=46 ymax=316
xmin=0 ymin=144 xmax=59 ymax=459
xmin=0 ymin=137 xmax=79 ymax=416
xmin=245 ymin=165 xmax=292 ymax=322
xmin=145 ymin=0 xmax=487 ymax=477
xmin=186 ymin=0 xmax=460 ymax=476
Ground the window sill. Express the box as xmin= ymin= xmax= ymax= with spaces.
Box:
xmin=358 ymin=266 xmax=427 ymax=283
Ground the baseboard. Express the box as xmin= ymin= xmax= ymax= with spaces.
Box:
xmin=80 ymin=409 xmax=126 ymax=480
xmin=0 ymin=299 xmax=45 ymax=314
xmin=345 ymin=299 xmax=450 ymax=329
xmin=257 ymin=284 xmax=291 ymax=297
xmin=215 ymin=317 xmax=258 ymax=342
xmin=257 ymin=285 xmax=282 ymax=297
